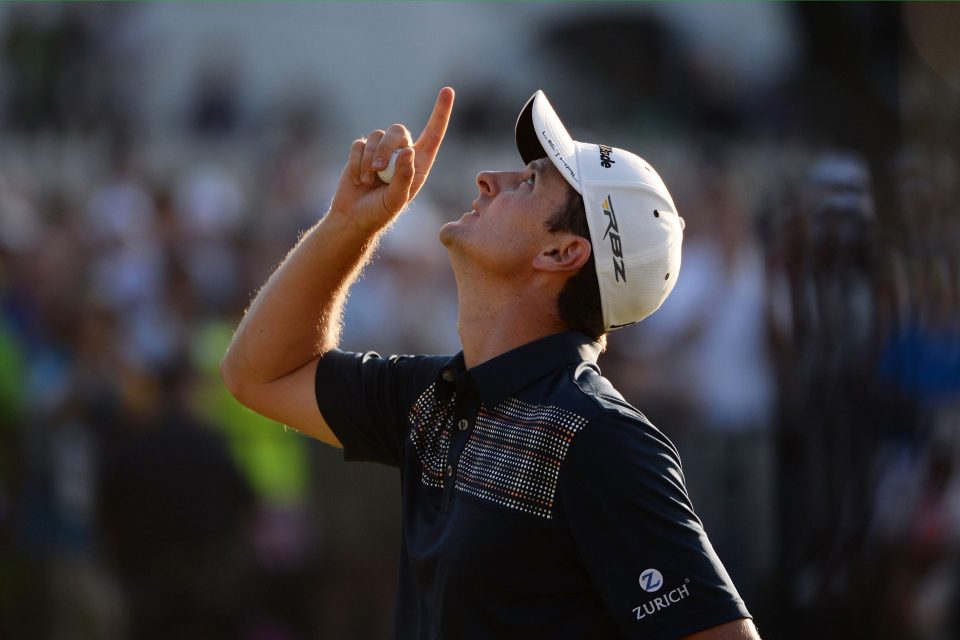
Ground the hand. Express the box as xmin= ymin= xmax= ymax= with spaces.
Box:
xmin=330 ymin=87 xmax=455 ymax=235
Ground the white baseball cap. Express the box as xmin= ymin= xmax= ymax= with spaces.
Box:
xmin=516 ymin=90 xmax=685 ymax=331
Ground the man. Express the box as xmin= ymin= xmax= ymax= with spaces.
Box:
xmin=221 ymin=87 xmax=758 ymax=639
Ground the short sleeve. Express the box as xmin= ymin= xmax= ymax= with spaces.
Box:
xmin=558 ymin=413 xmax=751 ymax=639
xmin=315 ymin=349 xmax=448 ymax=467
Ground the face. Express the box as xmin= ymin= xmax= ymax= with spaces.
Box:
xmin=439 ymin=158 xmax=574 ymax=279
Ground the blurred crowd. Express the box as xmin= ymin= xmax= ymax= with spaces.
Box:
xmin=1 ymin=4 xmax=959 ymax=640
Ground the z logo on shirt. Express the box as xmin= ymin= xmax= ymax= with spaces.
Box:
xmin=639 ymin=568 xmax=663 ymax=592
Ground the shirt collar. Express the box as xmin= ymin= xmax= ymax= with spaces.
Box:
xmin=439 ymin=331 xmax=602 ymax=407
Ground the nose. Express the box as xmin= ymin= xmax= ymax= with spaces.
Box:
xmin=476 ymin=170 xmax=499 ymax=196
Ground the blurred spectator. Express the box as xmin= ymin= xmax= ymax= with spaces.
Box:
xmin=172 ymin=162 xmax=246 ymax=314
xmin=866 ymin=145 xmax=960 ymax=640
xmin=763 ymin=150 xmax=885 ymax=637
xmin=1 ymin=4 xmax=144 ymax=135
xmin=1 ymin=5 xmax=69 ymax=131
xmin=188 ymin=52 xmax=243 ymax=138
xmin=98 ymin=365 xmax=256 ymax=640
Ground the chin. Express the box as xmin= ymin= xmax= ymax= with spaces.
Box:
xmin=440 ymin=210 xmax=480 ymax=245
xmin=438 ymin=220 xmax=462 ymax=247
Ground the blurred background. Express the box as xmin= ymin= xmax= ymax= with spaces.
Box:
xmin=0 ymin=2 xmax=958 ymax=639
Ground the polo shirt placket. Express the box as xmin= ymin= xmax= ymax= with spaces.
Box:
xmin=438 ymin=366 xmax=480 ymax=513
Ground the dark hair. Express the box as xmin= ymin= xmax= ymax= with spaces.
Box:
xmin=545 ymin=189 xmax=605 ymax=339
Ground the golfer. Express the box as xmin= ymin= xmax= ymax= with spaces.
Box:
xmin=221 ymin=87 xmax=758 ymax=639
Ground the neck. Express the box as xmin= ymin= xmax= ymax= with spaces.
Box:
xmin=453 ymin=269 xmax=567 ymax=370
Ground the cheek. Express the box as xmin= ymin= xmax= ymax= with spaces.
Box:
xmin=450 ymin=198 xmax=551 ymax=271
xmin=456 ymin=225 xmax=536 ymax=276
xmin=489 ymin=226 xmax=546 ymax=273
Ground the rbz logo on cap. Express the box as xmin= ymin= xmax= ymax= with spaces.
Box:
xmin=639 ymin=568 xmax=663 ymax=593
xmin=601 ymin=196 xmax=627 ymax=283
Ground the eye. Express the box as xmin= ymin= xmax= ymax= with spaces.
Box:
xmin=524 ymin=174 xmax=536 ymax=186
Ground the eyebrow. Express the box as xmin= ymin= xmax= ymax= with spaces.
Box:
xmin=528 ymin=159 xmax=548 ymax=180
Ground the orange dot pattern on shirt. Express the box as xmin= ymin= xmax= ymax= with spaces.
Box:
xmin=408 ymin=383 xmax=457 ymax=489
xmin=408 ymin=387 xmax=588 ymax=518
xmin=456 ymin=398 xmax=588 ymax=519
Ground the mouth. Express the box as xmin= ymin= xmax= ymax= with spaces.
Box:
xmin=458 ymin=200 xmax=479 ymax=220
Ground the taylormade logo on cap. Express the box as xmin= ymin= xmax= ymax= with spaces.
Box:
xmin=515 ymin=90 xmax=684 ymax=331
xmin=599 ymin=144 xmax=616 ymax=169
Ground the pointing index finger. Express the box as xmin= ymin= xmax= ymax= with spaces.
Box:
xmin=413 ymin=87 xmax=455 ymax=164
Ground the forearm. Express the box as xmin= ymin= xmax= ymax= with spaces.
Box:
xmin=221 ymin=208 xmax=381 ymax=390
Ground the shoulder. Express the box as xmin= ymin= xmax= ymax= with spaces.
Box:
xmin=556 ymin=362 xmax=688 ymax=503
xmin=564 ymin=361 xmax=681 ymax=465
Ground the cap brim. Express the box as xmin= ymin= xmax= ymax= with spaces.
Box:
xmin=515 ymin=91 xmax=582 ymax=194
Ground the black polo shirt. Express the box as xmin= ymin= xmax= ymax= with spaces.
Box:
xmin=315 ymin=331 xmax=750 ymax=639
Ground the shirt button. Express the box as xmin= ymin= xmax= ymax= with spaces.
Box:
xmin=445 ymin=464 xmax=454 ymax=477
xmin=457 ymin=418 xmax=469 ymax=431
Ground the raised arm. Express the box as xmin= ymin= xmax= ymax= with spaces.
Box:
xmin=220 ymin=88 xmax=455 ymax=445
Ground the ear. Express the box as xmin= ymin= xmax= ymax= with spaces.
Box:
xmin=532 ymin=234 xmax=592 ymax=273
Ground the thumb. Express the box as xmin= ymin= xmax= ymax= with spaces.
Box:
xmin=381 ymin=147 xmax=416 ymax=214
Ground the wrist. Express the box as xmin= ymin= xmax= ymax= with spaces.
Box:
xmin=325 ymin=205 xmax=389 ymax=240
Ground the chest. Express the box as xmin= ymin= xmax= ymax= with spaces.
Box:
xmin=399 ymin=383 xmax=589 ymax=588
